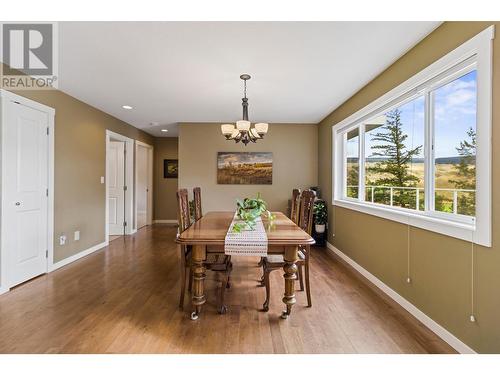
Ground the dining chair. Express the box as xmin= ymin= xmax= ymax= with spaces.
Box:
xmin=258 ymin=188 xmax=302 ymax=267
xmin=290 ymin=188 xmax=301 ymax=224
xmin=260 ymin=189 xmax=315 ymax=311
xmin=177 ymin=188 xmax=233 ymax=314
xmin=193 ymin=187 xmax=202 ymax=221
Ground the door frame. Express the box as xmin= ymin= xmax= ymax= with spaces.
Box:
xmin=134 ymin=140 xmax=154 ymax=230
xmin=105 ymin=130 xmax=134 ymax=242
xmin=0 ymin=89 xmax=55 ymax=294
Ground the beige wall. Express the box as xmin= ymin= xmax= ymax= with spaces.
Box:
xmin=318 ymin=22 xmax=500 ymax=353
xmin=179 ymin=123 xmax=318 ymax=213
xmin=153 ymin=137 xmax=179 ymax=221
xmin=6 ymin=83 xmax=154 ymax=262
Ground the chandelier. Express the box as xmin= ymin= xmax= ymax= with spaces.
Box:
xmin=220 ymin=74 xmax=268 ymax=145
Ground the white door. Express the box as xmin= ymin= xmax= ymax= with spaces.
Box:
xmin=136 ymin=145 xmax=148 ymax=229
xmin=3 ymin=100 xmax=48 ymax=287
xmin=107 ymin=141 xmax=125 ymax=235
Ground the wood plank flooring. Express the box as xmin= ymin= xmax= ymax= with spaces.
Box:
xmin=0 ymin=224 xmax=455 ymax=353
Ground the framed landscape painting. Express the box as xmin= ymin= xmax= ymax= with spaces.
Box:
xmin=217 ymin=152 xmax=272 ymax=185
xmin=164 ymin=159 xmax=178 ymax=178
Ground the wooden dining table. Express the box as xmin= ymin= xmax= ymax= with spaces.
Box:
xmin=176 ymin=211 xmax=315 ymax=320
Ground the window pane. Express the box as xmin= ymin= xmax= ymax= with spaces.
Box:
xmin=433 ymin=70 xmax=477 ymax=217
xmin=345 ymin=128 xmax=359 ymax=198
xmin=364 ymin=96 xmax=425 ymax=209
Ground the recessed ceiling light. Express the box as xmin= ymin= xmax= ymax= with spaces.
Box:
xmin=161 ymin=129 xmax=168 ymax=133
xmin=122 ymin=105 xmax=133 ymax=110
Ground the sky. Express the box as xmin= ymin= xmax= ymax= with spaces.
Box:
xmin=348 ymin=69 xmax=477 ymax=160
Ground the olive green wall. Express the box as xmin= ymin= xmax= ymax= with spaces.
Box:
xmin=318 ymin=22 xmax=500 ymax=353
xmin=3 ymin=76 xmax=154 ymax=262
xmin=179 ymin=122 xmax=318 ymax=213
xmin=153 ymin=137 xmax=178 ymax=221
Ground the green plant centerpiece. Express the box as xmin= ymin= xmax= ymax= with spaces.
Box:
xmin=232 ymin=193 xmax=275 ymax=233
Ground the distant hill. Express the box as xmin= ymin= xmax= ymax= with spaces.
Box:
xmin=347 ymin=156 xmax=475 ymax=164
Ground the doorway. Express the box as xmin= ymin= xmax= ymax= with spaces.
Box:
xmin=135 ymin=141 xmax=153 ymax=229
xmin=0 ymin=90 xmax=55 ymax=292
xmin=107 ymin=139 xmax=126 ymax=236
xmin=105 ymin=130 xmax=134 ymax=242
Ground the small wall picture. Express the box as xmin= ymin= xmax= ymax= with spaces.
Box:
xmin=217 ymin=152 xmax=272 ymax=185
xmin=164 ymin=159 xmax=178 ymax=178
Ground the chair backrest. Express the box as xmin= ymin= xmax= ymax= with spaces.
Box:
xmin=176 ymin=188 xmax=191 ymax=232
xmin=297 ymin=190 xmax=315 ymax=235
xmin=290 ymin=188 xmax=301 ymax=224
xmin=193 ymin=187 xmax=202 ymax=221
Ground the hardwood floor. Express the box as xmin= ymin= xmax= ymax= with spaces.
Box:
xmin=0 ymin=224 xmax=455 ymax=354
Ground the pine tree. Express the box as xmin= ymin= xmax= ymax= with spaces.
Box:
xmin=367 ymin=109 xmax=422 ymax=208
xmin=448 ymin=127 xmax=476 ymax=215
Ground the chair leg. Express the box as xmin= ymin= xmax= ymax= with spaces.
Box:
xmin=179 ymin=264 xmax=187 ymax=309
xmin=188 ymin=268 xmax=193 ymax=292
xmin=262 ymin=268 xmax=271 ymax=312
xmin=257 ymin=257 xmax=264 ymax=267
xmin=305 ymin=257 xmax=312 ymax=308
xmin=218 ymin=263 xmax=232 ymax=314
xmin=259 ymin=262 xmax=265 ymax=287
xmin=298 ymin=264 xmax=305 ymax=291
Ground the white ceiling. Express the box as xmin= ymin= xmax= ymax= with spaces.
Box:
xmin=58 ymin=22 xmax=441 ymax=137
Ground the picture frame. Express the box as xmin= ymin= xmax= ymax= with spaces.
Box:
xmin=164 ymin=159 xmax=178 ymax=178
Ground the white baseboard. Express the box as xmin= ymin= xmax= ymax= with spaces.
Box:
xmin=49 ymin=241 xmax=108 ymax=272
xmin=326 ymin=242 xmax=476 ymax=354
xmin=153 ymin=219 xmax=178 ymax=225
xmin=0 ymin=286 xmax=8 ymax=295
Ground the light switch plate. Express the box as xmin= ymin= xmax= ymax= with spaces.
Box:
xmin=74 ymin=231 xmax=80 ymax=241
xmin=59 ymin=235 xmax=67 ymax=246
xmin=100 ymin=176 xmax=105 ymax=184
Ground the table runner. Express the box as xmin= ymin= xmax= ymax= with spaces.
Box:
xmin=224 ymin=213 xmax=268 ymax=256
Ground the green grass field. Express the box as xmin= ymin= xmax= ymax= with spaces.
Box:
xmin=356 ymin=162 xmax=470 ymax=189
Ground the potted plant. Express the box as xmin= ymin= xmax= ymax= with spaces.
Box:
xmin=233 ymin=193 xmax=275 ymax=232
xmin=313 ymin=201 xmax=327 ymax=233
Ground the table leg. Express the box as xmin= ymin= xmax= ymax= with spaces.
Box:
xmin=190 ymin=245 xmax=206 ymax=320
xmin=281 ymin=245 xmax=298 ymax=319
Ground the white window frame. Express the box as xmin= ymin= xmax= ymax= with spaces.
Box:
xmin=332 ymin=26 xmax=494 ymax=247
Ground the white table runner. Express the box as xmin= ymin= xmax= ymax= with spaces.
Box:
xmin=224 ymin=213 xmax=268 ymax=256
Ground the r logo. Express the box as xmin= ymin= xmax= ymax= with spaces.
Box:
xmin=2 ymin=23 xmax=53 ymax=76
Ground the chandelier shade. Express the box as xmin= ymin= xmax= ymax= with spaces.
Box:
xmin=221 ymin=124 xmax=235 ymax=138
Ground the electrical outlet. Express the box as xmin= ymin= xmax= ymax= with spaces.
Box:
xmin=74 ymin=230 xmax=80 ymax=241
xmin=59 ymin=235 xmax=67 ymax=246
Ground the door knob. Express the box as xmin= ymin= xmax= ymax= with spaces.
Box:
xmin=15 ymin=202 xmax=21 ymax=206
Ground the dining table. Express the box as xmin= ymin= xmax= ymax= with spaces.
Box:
xmin=176 ymin=211 xmax=315 ymax=320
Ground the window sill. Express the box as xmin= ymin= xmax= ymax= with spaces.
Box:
xmin=333 ymin=199 xmax=488 ymax=246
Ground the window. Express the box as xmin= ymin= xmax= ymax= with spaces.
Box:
xmin=345 ymin=128 xmax=359 ymax=199
xmin=333 ymin=26 xmax=493 ymax=246
xmin=433 ymin=70 xmax=477 ymax=217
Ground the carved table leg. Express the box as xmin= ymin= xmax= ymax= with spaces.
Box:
xmin=190 ymin=245 xmax=206 ymax=320
xmin=281 ymin=245 xmax=299 ymax=319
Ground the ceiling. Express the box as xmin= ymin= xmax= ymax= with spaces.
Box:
xmin=58 ymin=22 xmax=441 ymax=137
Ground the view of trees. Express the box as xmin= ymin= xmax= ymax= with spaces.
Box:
xmin=365 ymin=109 xmax=422 ymax=209
xmin=435 ymin=127 xmax=476 ymax=215
xmin=347 ymin=111 xmax=476 ymax=216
